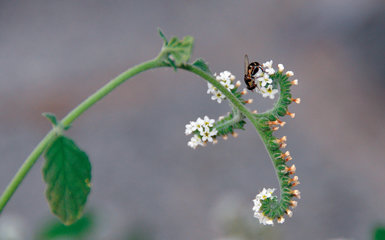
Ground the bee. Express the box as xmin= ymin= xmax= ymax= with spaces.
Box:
xmin=244 ymin=54 xmax=264 ymax=91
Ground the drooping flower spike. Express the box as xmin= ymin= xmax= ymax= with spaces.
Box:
xmin=185 ymin=61 xmax=300 ymax=225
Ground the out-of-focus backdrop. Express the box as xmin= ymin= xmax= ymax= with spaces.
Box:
xmin=1 ymin=1 xmax=384 ymax=239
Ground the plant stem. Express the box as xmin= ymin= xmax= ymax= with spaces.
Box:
xmin=0 ymin=60 xmax=257 ymax=215
xmin=180 ymin=65 xmax=257 ymax=125
xmin=0 ymin=58 xmax=167 ymax=213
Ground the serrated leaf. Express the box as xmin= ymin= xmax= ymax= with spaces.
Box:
xmin=43 ymin=113 xmax=58 ymax=126
xmin=192 ymin=58 xmax=212 ymax=74
xmin=163 ymin=35 xmax=194 ymax=65
xmin=43 ymin=136 xmax=92 ymax=225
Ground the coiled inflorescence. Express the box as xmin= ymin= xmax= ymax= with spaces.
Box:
xmin=184 ymin=60 xmax=300 ymax=225
xmin=251 ymin=64 xmax=300 ymax=225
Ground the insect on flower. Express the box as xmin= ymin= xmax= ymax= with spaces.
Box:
xmin=244 ymin=54 xmax=264 ymax=91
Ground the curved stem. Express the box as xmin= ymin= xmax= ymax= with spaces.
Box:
xmin=180 ymin=65 xmax=257 ymax=124
xmin=0 ymin=58 xmax=167 ymax=213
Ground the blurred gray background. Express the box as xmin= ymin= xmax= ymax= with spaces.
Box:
xmin=1 ymin=0 xmax=385 ymax=239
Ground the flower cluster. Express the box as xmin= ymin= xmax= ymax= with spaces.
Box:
xmin=252 ymin=188 xmax=279 ymax=225
xmin=185 ymin=116 xmax=218 ymax=149
xmin=254 ymin=61 xmax=279 ymax=99
xmin=207 ymin=71 xmax=236 ymax=103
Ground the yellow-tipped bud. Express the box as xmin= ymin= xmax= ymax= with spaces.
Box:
xmin=252 ymin=110 xmax=258 ymax=114
xmin=272 ymin=126 xmax=279 ymax=131
xmin=212 ymin=139 xmax=218 ymax=144
xmin=231 ymin=132 xmax=238 ymax=138
xmin=280 ymin=143 xmax=287 ymax=149
xmin=223 ymin=135 xmax=228 ymax=140
xmin=241 ymin=88 xmax=248 ymax=95
xmin=285 ymin=156 xmax=293 ymax=162
xmin=218 ymin=116 xmax=225 ymax=121
xmin=230 ymin=75 xmax=236 ymax=82
xmin=235 ymin=81 xmax=241 ymax=88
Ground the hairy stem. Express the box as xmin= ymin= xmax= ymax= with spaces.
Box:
xmin=0 ymin=58 xmax=167 ymax=213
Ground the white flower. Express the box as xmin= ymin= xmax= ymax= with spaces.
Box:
xmin=256 ymin=73 xmax=272 ymax=87
xmin=252 ymin=188 xmax=277 ymax=225
xmin=194 ymin=117 xmax=205 ymax=132
xmin=211 ymin=90 xmax=226 ymax=103
xmin=220 ymin=79 xmax=234 ymax=90
xmin=200 ymin=126 xmax=217 ymax=142
xmin=207 ymin=83 xmax=217 ymax=94
xmin=187 ymin=135 xmax=203 ymax=149
xmin=260 ymin=216 xmax=274 ymax=226
xmin=256 ymin=188 xmax=275 ymax=200
xmin=185 ymin=121 xmax=195 ymax=135
xmin=203 ymin=116 xmax=215 ymax=127
xmin=216 ymin=71 xmax=232 ymax=82
xmin=260 ymin=85 xmax=279 ymax=99
xmin=263 ymin=60 xmax=276 ymax=75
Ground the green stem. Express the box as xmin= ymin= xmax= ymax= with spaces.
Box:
xmin=180 ymin=65 xmax=257 ymax=124
xmin=0 ymin=58 xmax=167 ymax=213
xmin=0 ymin=60 xmax=260 ymax=215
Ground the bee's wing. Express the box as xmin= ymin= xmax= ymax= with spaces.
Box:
xmin=244 ymin=54 xmax=249 ymax=75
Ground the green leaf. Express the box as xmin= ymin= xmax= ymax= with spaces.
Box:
xmin=35 ymin=212 xmax=94 ymax=240
xmin=43 ymin=136 xmax=92 ymax=225
xmin=158 ymin=28 xmax=168 ymax=45
xmin=374 ymin=226 xmax=385 ymax=240
xmin=192 ymin=58 xmax=212 ymax=74
xmin=162 ymin=35 xmax=194 ymax=66
xmin=42 ymin=113 xmax=58 ymax=126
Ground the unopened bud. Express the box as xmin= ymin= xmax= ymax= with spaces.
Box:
xmin=291 ymin=189 xmax=301 ymax=199
xmin=290 ymin=200 xmax=298 ymax=208
xmin=281 ymin=151 xmax=290 ymax=158
xmin=286 ymin=209 xmax=293 ymax=217
xmin=290 ymin=79 xmax=298 ymax=85
xmin=286 ymin=71 xmax=294 ymax=77
xmin=292 ymin=98 xmax=301 ymax=104
xmin=289 ymin=176 xmax=300 ymax=186
xmin=288 ymin=164 xmax=296 ymax=174
xmin=286 ymin=111 xmax=295 ymax=118
xmin=278 ymin=64 xmax=284 ymax=73
xmin=244 ymin=99 xmax=253 ymax=104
